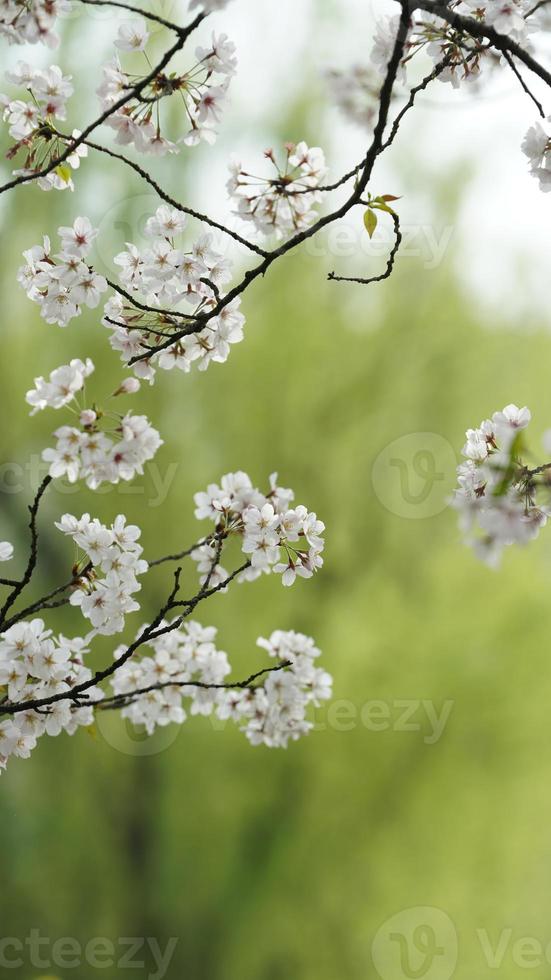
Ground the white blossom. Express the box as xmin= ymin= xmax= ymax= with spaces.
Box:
xmin=18 ymin=218 xmax=107 ymax=326
xmin=227 ymin=141 xmax=328 ymax=241
xmin=522 ymin=118 xmax=551 ymax=192
xmin=104 ymin=206 xmax=245 ymax=381
xmin=111 ymin=621 xmax=331 ymax=749
xmin=42 ymin=412 xmax=162 ymax=488
xmin=0 ymin=542 xmax=14 ymax=561
xmin=55 ymin=513 xmax=148 ymax=635
xmin=26 ymin=358 xmax=94 ymax=414
xmin=452 ymin=404 xmax=548 ymax=566
xmin=194 ymin=471 xmax=325 ymax=587
xmin=114 ymin=18 xmax=149 ymax=52
xmin=0 ymin=0 xmax=70 ymax=46
xmin=0 ymin=620 xmax=100 ymax=773
xmin=189 ymin=0 xmax=233 ymax=11
xmin=98 ymin=30 xmax=236 ymax=152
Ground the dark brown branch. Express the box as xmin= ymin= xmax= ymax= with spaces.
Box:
xmin=0 ymin=13 xmax=204 ymax=196
xmin=106 ymin=278 xmax=192 ymax=320
xmin=83 ymin=139 xmax=269 ymax=257
xmin=130 ymin=0 xmax=412 ymax=364
xmin=0 ymin=560 xmax=250 ymax=717
xmin=0 ymin=475 xmax=52 ymax=626
xmin=94 ymin=660 xmax=292 ymax=711
xmin=76 ymin=0 xmax=187 ymax=33
xmin=502 ymin=50 xmax=545 ymax=118
xmin=414 ymin=0 xmax=551 ymax=89
xmin=147 ymin=529 xmax=227 ymax=568
xmin=380 ymin=56 xmax=452 ymax=154
xmin=0 ymin=562 xmax=93 ymax=633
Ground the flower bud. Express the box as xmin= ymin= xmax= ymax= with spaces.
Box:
xmin=113 ymin=377 xmax=140 ymax=396
xmin=80 ymin=409 xmax=97 ymax=427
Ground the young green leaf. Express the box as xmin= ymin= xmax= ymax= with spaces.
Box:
xmin=364 ymin=209 xmax=378 ymax=238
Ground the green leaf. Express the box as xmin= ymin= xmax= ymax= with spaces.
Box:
xmin=364 ymin=209 xmax=378 ymax=239
xmin=54 ymin=164 xmax=72 ymax=184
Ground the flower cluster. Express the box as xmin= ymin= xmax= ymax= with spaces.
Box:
xmin=103 ymin=205 xmax=244 ymax=382
xmin=18 ymin=217 xmax=107 ymax=325
xmin=97 ymin=25 xmax=236 ymax=154
xmin=2 ymin=62 xmax=87 ymax=189
xmin=227 ymin=142 xmax=328 ymax=240
xmin=371 ymin=2 xmax=530 ymax=92
xmin=194 ymin=471 xmax=325 ymax=586
xmin=0 ymin=0 xmax=69 ymax=47
xmin=111 ymin=624 xmax=331 ymax=748
xmin=0 ymin=621 xmax=101 ymax=774
xmin=26 ymin=356 xmax=158 ymax=488
xmin=451 ymin=404 xmax=551 ymax=566
xmin=522 ymin=119 xmax=551 ymax=192
xmin=43 ymin=410 xmax=162 ymax=489
xmin=407 ymin=13 xmax=487 ymax=88
xmin=229 ymin=630 xmax=332 ymax=748
xmin=56 ymin=513 xmax=148 ymax=635
xmin=325 ymin=65 xmax=384 ymax=129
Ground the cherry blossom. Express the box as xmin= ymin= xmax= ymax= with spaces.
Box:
xmin=0 ymin=542 xmax=14 ymax=561
xmin=42 ymin=411 xmax=162 ymax=489
xmin=111 ymin=622 xmax=331 ymax=748
xmin=114 ymin=18 xmax=150 ymax=52
xmin=26 ymin=358 xmax=95 ymax=414
xmin=55 ymin=513 xmax=148 ymax=635
xmin=1 ymin=64 xmax=86 ymax=188
xmin=18 ymin=218 xmax=107 ymax=326
xmin=97 ymin=30 xmax=236 ymax=153
xmin=451 ymin=404 xmax=551 ymax=566
xmin=325 ymin=65 xmax=384 ymax=128
xmin=0 ymin=0 xmax=70 ymax=46
xmin=103 ymin=206 xmax=245 ymax=381
xmin=0 ymin=622 xmax=101 ymax=772
xmin=522 ymin=118 xmax=551 ymax=192
xmin=193 ymin=471 xmax=325 ymax=587
xmin=227 ymin=142 xmax=328 ymax=240
xmin=189 ymin=0 xmax=234 ymax=11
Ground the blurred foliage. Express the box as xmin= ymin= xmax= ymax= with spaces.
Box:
xmin=2 ymin=12 xmax=551 ymax=980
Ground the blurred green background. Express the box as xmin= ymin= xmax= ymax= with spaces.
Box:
xmin=2 ymin=4 xmax=551 ymax=979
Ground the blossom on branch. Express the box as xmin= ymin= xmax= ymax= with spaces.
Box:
xmin=194 ymin=471 xmax=325 ymax=587
xmin=0 ymin=0 xmax=70 ymax=47
xmin=452 ymin=404 xmax=551 ymax=566
xmin=55 ymin=512 xmax=148 ymax=634
xmin=1 ymin=63 xmax=87 ymax=188
xmin=227 ymin=142 xmax=328 ymax=240
xmin=112 ymin=623 xmax=332 ymax=748
xmin=18 ymin=217 xmax=107 ymax=325
xmin=97 ymin=30 xmax=236 ymax=153
xmin=104 ymin=205 xmax=245 ymax=382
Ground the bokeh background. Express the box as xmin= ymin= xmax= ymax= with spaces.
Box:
xmin=1 ymin=2 xmax=551 ymax=978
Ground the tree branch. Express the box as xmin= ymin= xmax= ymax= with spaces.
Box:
xmin=0 ymin=475 xmax=52 ymax=626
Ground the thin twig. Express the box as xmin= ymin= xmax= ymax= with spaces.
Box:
xmin=0 ymin=13 xmax=204 ymax=196
xmin=502 ymin=50 xmax=545 ymax=118
xmin=129 ymin=0 xmax=412 ymax=364
xmin=94 ymin=660 xmax=292 ymax=711
xmin=328 ymin=213 xmax=402 ymax=285
xmin=0 ymin=475 xmax=52 ymax=626
xmin=83 ymin=139 xmax=269 ymax=257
